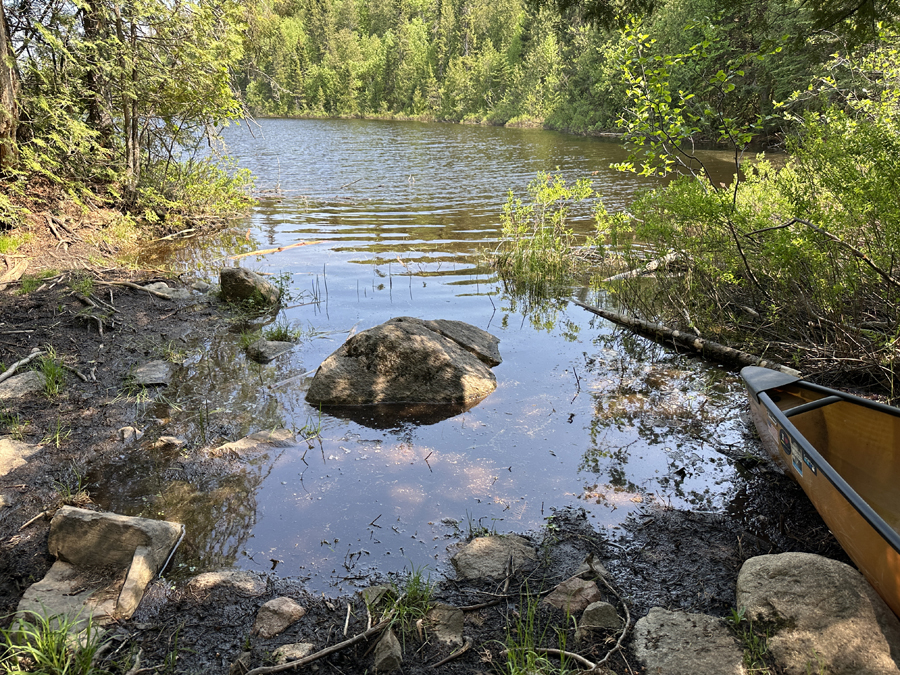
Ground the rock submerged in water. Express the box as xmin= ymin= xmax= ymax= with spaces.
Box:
xmin=306 ymin=317 xmax=501 ymax=406
xmin=219 ymin=267 xmax=281 ymax=307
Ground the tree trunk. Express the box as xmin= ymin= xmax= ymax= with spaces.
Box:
xmin=0 ymin=0 xmax=19 ymax=170
xmin=82 ymin=0 xmax=114 ymax=145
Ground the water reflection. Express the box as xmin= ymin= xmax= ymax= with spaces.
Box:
xmin=98 ymin=119 xmax=755 ymax=590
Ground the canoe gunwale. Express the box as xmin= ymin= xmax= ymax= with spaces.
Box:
xmin=754 ymin=388 xmax=900 ymax=559
xmin=742 ymin=365 xmax=900 ymax=418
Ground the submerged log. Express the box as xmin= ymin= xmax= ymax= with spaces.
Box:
xmin=571 ymin=299 xmax=801 ymax=377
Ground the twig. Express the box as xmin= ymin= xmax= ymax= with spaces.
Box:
xmin=244 ymin=618 xmax=392 ymax=675
xmin=0 ymin=350 xmax=45 ymax=385
xmin=457 ymin=598 xmax=505 ymax=611
xmin=781 ymin=218 xmax=900 ymax=290
xmin=594 ymin=570 xmax=632 ymax=667
xmin=343 ymin=603 xmax=351 ymax=636
xmin=19 ymin=511 xmax=49 ymax=531
xmin=229 ymin=240 xmax=324 ymax=260
xmin=431 ymin=637 xmax=473 ymax=668
xmin=502 ymin=647 xmax=596 ymax=670
xmin=61 ymin=364 xmax=90 ymax=382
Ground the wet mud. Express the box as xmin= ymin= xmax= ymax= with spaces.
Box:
xmin=0 ymin=276 xmax=850 ymax=674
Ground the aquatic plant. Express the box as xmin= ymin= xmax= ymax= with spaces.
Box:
xmin=492 ymin=172 xmax=598 ymax=296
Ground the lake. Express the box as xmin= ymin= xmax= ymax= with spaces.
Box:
xmin=97 ymin=118 xmax=750 ymax=590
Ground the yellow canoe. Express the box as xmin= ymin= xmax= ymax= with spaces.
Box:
xmin=741 ymin=365 xmax=900 ymax=617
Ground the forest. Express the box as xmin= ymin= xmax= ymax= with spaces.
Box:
xmin=2 ymin=0 xmax=899 ymax=392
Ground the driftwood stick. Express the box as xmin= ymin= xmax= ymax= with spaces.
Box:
xmin=244 ymin=618 xmax=392 ymax=675
xmin=571 ymin=299 xmax=801 ymax=377
xmin=457 ymin=597 xmax=505 ymax=611
xmin=0 ymin=350 xmax=46 ymax=385
xmin=229 ymin=240 xmax=324 ymax=260
xmin=431 ymin=637 xmax=473 ymax=668
xmin=19 ymin=510 xmax=49 ymax=531
xmin=62 ymin=364 xmax=90 ymax=382
xmin=94 ymin=280 xmax=173 ymax=300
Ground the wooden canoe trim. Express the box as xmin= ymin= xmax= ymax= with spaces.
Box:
xmin=572 ymin=298 xmax=802 ymax=377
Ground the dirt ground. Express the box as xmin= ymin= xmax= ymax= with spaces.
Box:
xmin=0 ymin=215 xmax=851 ymax=674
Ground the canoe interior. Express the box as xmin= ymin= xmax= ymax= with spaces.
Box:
xmin=769 ymin=383 xmax=900 ymax=536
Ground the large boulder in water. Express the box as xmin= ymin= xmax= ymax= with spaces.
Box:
xmin=306 ymin=317 xmax=500 ymax=406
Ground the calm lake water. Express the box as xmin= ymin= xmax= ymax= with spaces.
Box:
xmin=98 ymin=119 xmax=750 ymax=590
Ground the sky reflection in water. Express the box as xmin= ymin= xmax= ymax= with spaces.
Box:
xmin=103 ymin=119 xmax=750 ymax=590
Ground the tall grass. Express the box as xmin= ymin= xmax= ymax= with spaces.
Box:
xmin=0 ymin=611 xmax=111 ymax=675
xmin=492 ymin=172 xmax=598 ymax=296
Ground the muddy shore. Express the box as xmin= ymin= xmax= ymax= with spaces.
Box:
xmin=0 ymin=241 xmax=854 ymax=674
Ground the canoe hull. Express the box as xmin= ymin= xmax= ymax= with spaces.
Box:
xmin=742 ymin=366 xmax=900 ymax=618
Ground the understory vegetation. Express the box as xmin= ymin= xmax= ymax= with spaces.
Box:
xmin=0 ymin=0 xmax=253 ymax=239
xmin=493 ymin=17 xmax=900 ymax=398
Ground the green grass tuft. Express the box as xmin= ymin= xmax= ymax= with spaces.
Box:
xmin=0 ymin=610 xmax=111 ymax=675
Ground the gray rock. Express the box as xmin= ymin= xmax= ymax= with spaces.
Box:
xmin=143 ymin=282 xmax=192 ymax=301
xmin=737 ymin=552 xmax=900 ymax=675
xmin=426 ymin=603 xmax=464 ymax=646
xmin=451 ymin=535 xmax=535 ymax=581
xmin=187 ymin=569 xmax=267 ymax=597
xmin=307 ymin=317 xmax=499 ymax=406
xmin=228 ymin=651 xmax=252 ymax=675
xmin=633 ymin=607 xmax=744 ymax=675
xmin=16 ymin=561 xmax=114 ymax=633
xmin=17 ymin=508 xmax=184 ymax=630
xmin=49 ymin=506 xmax=182 ymax=572
xmin=151 ymin=435 xmax=185 ymax=450
xmin=118 ymin=426 xmax=144 ymax=443
xmin=361 ymin=585 xmax=394 ymax=607
xmin=131 ymin=360 xmax=172 ymax=386
xmin=252 ymin=597 xmax=307 ymax=639
xmin=209 ymin=429 xmax=294 ymax=457
xmin=543 ymin=577 xmax=603 ymax=614
xmin=374 ymin=627 xmax=402 ymax=672
xmin=581 ymin=601 xmax=621 ymax=630
xmin=0 ymin=493 xmax=15 ymax=510
xmin=413 ymin=318 xmax=502 ymax=366
xmin=246 ymin=338 xmax=294 ymax=364
xmin=273 ymin=643 xmax=315 ymax=665
xmin=190 ymin=279 xmax=213 ymax=292
xmin=0 ymin=437 xmax=40 ymax=477
xmin=220 ymin=267 xmax=281 ymax=306
xmin=0 ymin=370 xmax=45 ymax=399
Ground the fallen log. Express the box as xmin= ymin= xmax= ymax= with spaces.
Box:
xmin=571 ymin=298 xmax=801 ymax=377
xmin=602 ymin=251 xmax=681 ymax=282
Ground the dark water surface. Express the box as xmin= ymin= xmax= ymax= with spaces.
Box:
xmin=103 ymin=119 xmax=750 ymax=590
